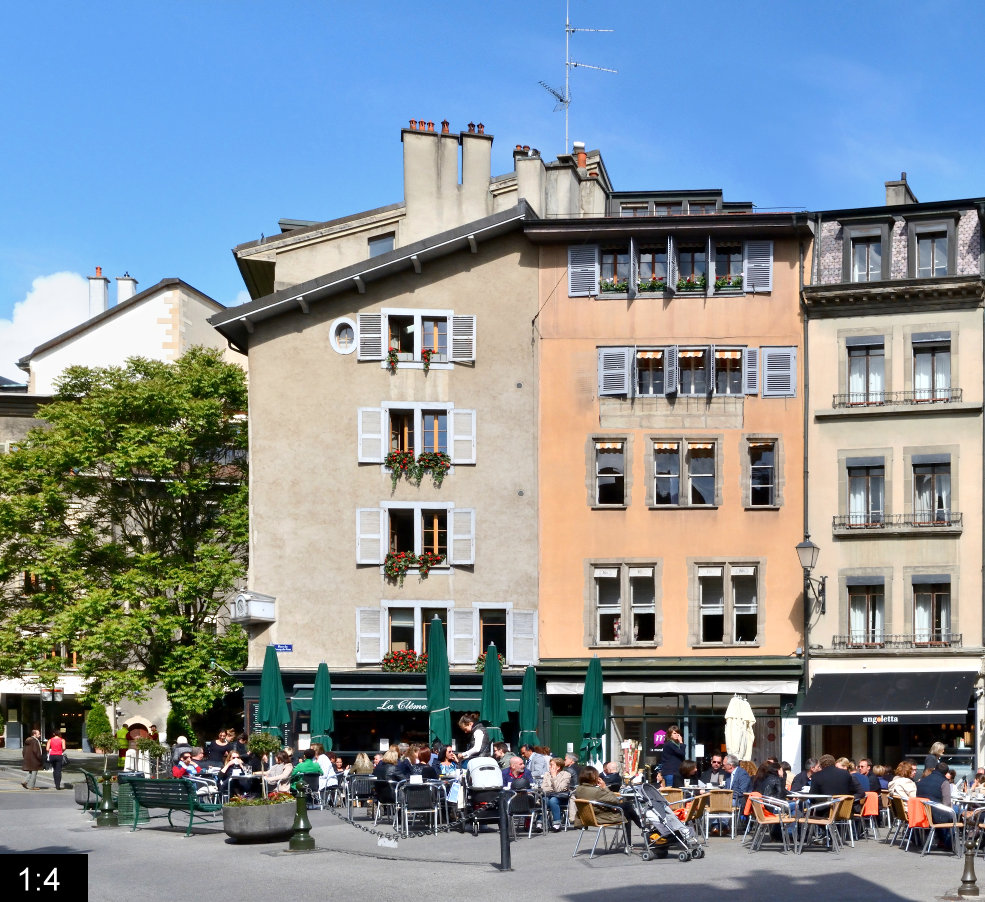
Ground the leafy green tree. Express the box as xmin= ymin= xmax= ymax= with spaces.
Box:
xmin=0 ymin=348 xmax=249 ymax=724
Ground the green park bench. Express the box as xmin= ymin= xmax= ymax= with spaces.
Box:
xmin=128 ymin=778 xmax=222 ymax=837
xmin=79 ymin=770 xmax=117 ymax=814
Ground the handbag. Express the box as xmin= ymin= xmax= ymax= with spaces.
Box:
xmin=62 ymin=753 xmax=70 ymax=766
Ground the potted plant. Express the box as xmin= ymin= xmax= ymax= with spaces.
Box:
xmin=475 ymin=650 xmax=506 ymax=673
xmin=222 ymin=791 xmax=296 ymax=843
xmin=416 ymin=550 xmax=445 ymax=578
xmin=600 ymin=278 xmax=629 ymax=293
xmin=382 ymin=649 xmax=420 ymax=672
xmin=638 ymin=276 xmax=667 ymax=293
xmin=676 ymin=274 xmax=707 ymax=292
xmin=384 ymin=551 xmax=416 ymax=585
xmin=416 ymin=451 xmax=451 ymax=488
xmin=714 ymin=274 xmax=743 ymax=291
xmin=386 ymin=346 xmax=400 ymax=374
xmin=247 ymin=731 xmax=284 ymax=775
xmin=384 ymin=450 xmax=419 ymax=490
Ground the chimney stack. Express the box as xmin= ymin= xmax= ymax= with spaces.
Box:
xmin=116 ymin=272 xmax=138 ymax=304
xmin=573 ymin=141 xmax=587 ymax=170
xmin=88 ymin=266 xmax=109 ymax=317
xmin=885 ymin=171 xmax=918 ymax=206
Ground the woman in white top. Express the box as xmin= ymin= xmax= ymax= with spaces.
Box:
xmin=311 ymin=743 xmax=336 ymax=791
xmin=887 ymin=760 xmax=918 ymax=799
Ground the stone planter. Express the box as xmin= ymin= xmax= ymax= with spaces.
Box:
xmin=222 ymin=801 xmax=296 ymax=843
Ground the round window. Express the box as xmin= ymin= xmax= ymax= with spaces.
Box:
xmin=331 ymin=318 xmax=357 ymax=354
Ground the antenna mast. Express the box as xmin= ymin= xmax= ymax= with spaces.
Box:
xmin=540 ymin=0 xmax=617 ymax=154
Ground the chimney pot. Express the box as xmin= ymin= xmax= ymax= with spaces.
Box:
xmin=409 ymin=119 xmax=417 ymax=130
xmin=467 ymin=121 xmax=476 ymax=134
xmin=426 ymin=120 xmax=434 ymax=132
xmin=477 ymin=122 xmax=485 ymax=134
xmin=441 ymin=119 xmax=450 ymax=134
xmin=95 ymin=266 xmax=102 ymax=277
xmin=901 ymin=171 xmax=907 ymax=180
xmin=516 ymin=144 xmax=522 ymax=150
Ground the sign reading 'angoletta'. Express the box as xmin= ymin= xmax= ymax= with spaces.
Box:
xmin=376 ymin=699 xmax=428 ymax=712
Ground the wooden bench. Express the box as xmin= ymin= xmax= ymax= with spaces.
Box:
xmin=128 ymin=778 xmax=222 ymax=836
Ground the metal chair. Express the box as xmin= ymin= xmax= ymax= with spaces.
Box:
xmin=396 ymin=782 xmax=440 ymax=836
xmin=571 ymin=798 xmax=631 ymax=859
xmin=748 ymin=797 xmax=796 ymax=853
xmin=794 ymin=796 xmax=845 ymax=854
xmin=704 ymin=788 xmax=737 ymax=839
xmin=886 ymin=794 xmax=909 ymax=846
xmin=373 ymin=779 xmax=399 ymax=828
xmin=669 ymin=792 xmax=710 ymax=845
xmin=860 ymin=791 xmax=881 ymax=840
xmin=508 ymin=788 xmax=542 ymax=838
xmin=346 ymin=774 xmax=375 ymax=820
xmin=914 ymin=799 xmax=960 ymax=857
xmin=299 ymin=772 xmax=324 ymax=810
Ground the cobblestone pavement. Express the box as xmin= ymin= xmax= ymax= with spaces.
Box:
xmin=0 ymin=755 xmax=973 ymax=901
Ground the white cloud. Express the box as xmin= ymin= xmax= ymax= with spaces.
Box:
xmin=230 ymin=289 xmax=251 ymax=308
xmin=0 ymin=272 xmax=90 ymax=382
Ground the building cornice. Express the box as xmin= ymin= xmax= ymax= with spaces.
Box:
xmin=802 ymin=275 xmax=984 ymax=317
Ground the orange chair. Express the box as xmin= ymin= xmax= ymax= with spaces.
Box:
xmin=740 ymin=791 xmax=762 ymax=844
xmin=861 ymin=791 xmax=880 ymax=840
xmin=903 ymin=796 xmax=930 ymax=852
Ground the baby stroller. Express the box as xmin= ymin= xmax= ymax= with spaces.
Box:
xmin=456 ymin=757 xmax=504 ymax=836
xmin=627 ymin=783 xmax=706 ymax=862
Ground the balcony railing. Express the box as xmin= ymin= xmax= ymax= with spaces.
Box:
xmin=833 ymin=513 xmax=962 ymax=530
xmin=832 ymin=632 xmax=961 ymax=649
xmin=832 ymin=388 xmax=963 ymax=408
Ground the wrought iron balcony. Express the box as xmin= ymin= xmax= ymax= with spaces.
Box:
xmin=832 ymin=632 xmax=962 ymax=650
xmin=833 ymin=512 xmax=962 ymax=531
xmin=832 ymin=388 xmax=962 ymax=408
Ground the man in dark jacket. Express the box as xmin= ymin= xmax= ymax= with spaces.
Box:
xmin=791 ymin=758 xmax=819 ymax=793
xmin=723 ymin=754 xmax=753 ymax=807
xmin=700 ymin=754 xmax=726 ymax=787
xmin=811 ymin=754 xmax=863 ymax=800
xmin=916 ymin=762 xmax=954 ymax=826
xmin=22 ymin=729 xmax=44 ymax=790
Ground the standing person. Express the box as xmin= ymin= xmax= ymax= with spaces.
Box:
xmin=47 ymin=731 xmax=66 ymax=790
xmin=148 ymin=724 xmax=160 ymax=743
xmin=455 ymin=713 xmax=490 ymax=763
xmin=116 ymin=722 xmax=130 ymax=768
xmin=22 ymin=729 xmax=44 ymax=790
xmin=660 ymin=725 xmax=686 ymax=788
xmin=206 ymin=729 xmax=233 ymax=765
xmin=924 ymin=741 xmax=946 ymax=772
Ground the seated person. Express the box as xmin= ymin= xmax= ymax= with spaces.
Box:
xmin=172 ymin=750 xmax=202 ymax=778
xmin=437 ymin=746 xmax=460 ymax=778
xmin=408 ymin=747 xmax=438 ymax=780
xmin=492 ymin=742 xmax=511 ymax=771
xmin=678 ymin=759 xmax=700 ymax=787
xmin=572 ymin=766 xmax=642 ymax=843
xmin=290 ymin=748 xmax=323 ymax=789
xmin=311 ymin=743 xmax=336 ymax=790
xmin=810 ymin=754 xmax=858 ymax=799
xmin=351 ymin=752 xmax=374 ymax=775
xmin=263 ymin=751 xmax=294 ymax=794
xmin=541 ymin=756 xmax=572 ymax=831
xmin=888 ymin=760 xmax=918 ymax=799
xmin=701 ymin=754 xmax=726 ymax=787
xmin=752 ymin=761 xmax=786 ymax=800
xmin=373 ymin=746 xmax=405 ymax=783
xmin=503 ymin=755 xmax=532 ymax=789
xmin=217 ymin=749 xmax=249 ymax=792
xmin=601 ymin=761 xmax=623 ymax=790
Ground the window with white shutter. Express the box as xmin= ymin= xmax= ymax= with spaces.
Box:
xmin=742 ymin=348 xmax=759 ymax=395
xmin=664 ymin=345 xmax=679 ymax=396
xmin=448 ymin=608 xmax=479 ymax=664
xmin=761 ymin=346 xmax=797 ymax=397
xmin=356 ymin=508 xmax=386 ymax=564
xmin=450 ymin=315 xmax=476 ymax=362
xmin=447 ymin=508 xmax=476 ymax=565
xmin=743 ymin=240 xmax=773 ymax=292
xmin=507 ymin=609 xmax=538 ymax=665
xmin=450 ymin=409 xmax=477 ymax=464
xmin=357 ymin=313 xmax=385 ymax=360
xmin=598 ymin=347 xmax=633 ymax=397
xmin=568 ymin=245 xmax=600 ymax=296
xmin=357 ymin=408 xmax=386 ymax=463
xmin=355 ymin=607 xmax=383 ymax=663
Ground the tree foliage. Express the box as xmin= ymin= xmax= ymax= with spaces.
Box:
xmin=0 ymin=348 xmax=249 ymax=714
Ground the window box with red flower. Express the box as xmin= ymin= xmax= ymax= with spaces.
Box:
xmin=421 ymin=348 xmax=435 ymax=374
xmin=384 ymin=450 xmax=420 ymax=490
xmin=381 ymin=649 xmax=428 ymax=672
xmin=475 ymin=650 xmax=506 ymax=673
xmin=386 ymin=346 xmax=400 ymax=374
xmin=416 ymin=451 xmax=451 ymax=488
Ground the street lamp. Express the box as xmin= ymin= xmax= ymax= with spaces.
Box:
xmin=796 ymin=535 xmax=826 ymax=615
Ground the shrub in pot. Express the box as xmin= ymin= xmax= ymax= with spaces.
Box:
xmin=222 ymin=791 xmax=296 ymax=842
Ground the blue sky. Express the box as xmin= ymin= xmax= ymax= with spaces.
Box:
xmin=1 ymin=0 xmax=983 ymax=379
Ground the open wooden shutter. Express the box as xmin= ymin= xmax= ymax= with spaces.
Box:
xmin=761 ymin=346 xmax=797 ymax=397
xmin=708 ymin=345 xmax=716 ymax=396
xmin=357 ymin=313 xmax=385 ymax=360
xmin=450 ymin=409 xmax=476 ymax=464
xmin=357 ymin=407 xmax=386 ymax=462
xmin=666 ymin=236 xmax=678 ymax=293
xmin=355 ymin=607 xmax=383 ymax=663
xmin=628 ymin=237 xmax=639 ymax=300
xmin=356 ymin=508 xmax=386 ymax=564
xmin=448 ymin=608 xmax=478 ymax=665
xmin=447 ymin=508 xmax=475 ymax=565
xmin=742 ymin=347 xmax=759 ymax=395
xmin=450 ymin=315 xmax=476 ymax=362
xmin=507 ymin=609 xmax=538 ymax=666
xmin=744 ymin=240 xmax=773 ymax=292
xmin=664 ymin=345 xmax=679 ymax=396
xmin=597 ymin=347 xmax=633 ymax=397
xmin=568 ymin=245 xmax=600 ymax=296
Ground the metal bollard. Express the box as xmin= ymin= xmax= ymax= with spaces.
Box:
xmin=95 ymin=773 xmax=118 ymax=828
xmin=288 ymin=788 xmax=315 ymax=851
xmin=959 ymin=824 xmax=980 ymax=897
xmin=497 ymin=789 xmax=512 ymax=871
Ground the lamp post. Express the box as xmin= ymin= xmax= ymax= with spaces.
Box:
xmin=796 ymin=535 xmax=826 ymax=740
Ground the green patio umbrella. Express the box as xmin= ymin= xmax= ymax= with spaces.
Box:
xmin=258 ymin=644 xmax=291 ymax=739
xmin=309 ymin=662 xmax=335 ymax=750
xmin=426 ymin=616 xmax=451 ymax=746
xmin=517 ymin=665 xmax=540 ymax=747
xmin=479 ymin=642 xmax=507 ymax=743
xmin=580 ymin=656 xmax=605 ymax=765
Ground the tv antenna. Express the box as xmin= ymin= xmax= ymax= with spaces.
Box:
xmin=540 ymin=0 xmax=617 ymax=155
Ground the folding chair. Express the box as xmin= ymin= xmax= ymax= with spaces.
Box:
xmin=748 ymin=797 xmax=796 ymax=853
xmin=299 ymin=772 xmax=323 ymax=810
xmin=740 ymin=792 xmax=762 ymax=844
xmin=886 ymin=795 xmax=909 ymax=846
xmin=833 ymin=794 xmax=857 ymax=847
xmin=669 ymin=793 xmax=710 ymax=845
xmin=704 ymin=788 xmax=737 ymax=839
xmin=571 ymin=798 xmax=631 ymax=859
xmin=860 ymin=791 xmax=880 ymax=840
xmin=794 ymin=796 xmax=844 ymax=854
xmin=903 ymin=796 xmax=931 ymax=851
xmin=346 ymin=774 xmax=375 ymax=821
xmin=508 ymin=789 xmax=542 ymax=838
xmin=915 ymin=799 xmax=959 ymax=857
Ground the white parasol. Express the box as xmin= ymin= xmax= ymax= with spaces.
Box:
xmin=724 ymin=695 xmax=756 ymax=761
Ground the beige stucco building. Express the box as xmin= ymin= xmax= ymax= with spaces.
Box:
xmin=800 ymin=177 xmax=985 ymax=769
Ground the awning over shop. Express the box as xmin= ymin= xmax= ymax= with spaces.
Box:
xmin=546 ymin=679 xmax=799 ymax=695
xmin=798 ymin=671 xmax=977 ymax=725
xmin=290 ymin=687 xmax=520 ymax=714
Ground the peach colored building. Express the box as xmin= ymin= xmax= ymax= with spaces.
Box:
xmin=525 ymin=189 xmax=812 ymax=768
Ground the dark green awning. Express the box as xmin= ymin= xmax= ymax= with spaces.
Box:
xmin=291 ymin=687 xmax=519 ymax=714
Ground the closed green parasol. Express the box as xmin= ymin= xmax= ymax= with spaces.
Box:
xmin=580 ymin=656 xmax=605 ymax=765
xmin=517 ymin=665 xmax=540 ymax=746
xmin=479 ymin=642 xmax=507 ymax=743
xmin=258 ymin=644 xmax=291 ymax=739
xmin=426 ymin=616 xmax=452 ymax=746
xmin=309 ymin=662 xmax=335 ymax=750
